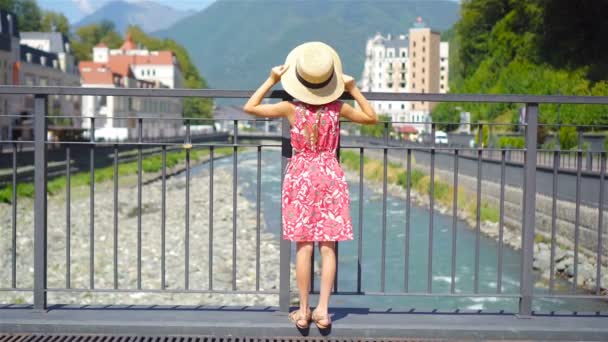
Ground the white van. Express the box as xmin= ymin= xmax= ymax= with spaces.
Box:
xmin=435 ymin=130 xmax=448 ymax=145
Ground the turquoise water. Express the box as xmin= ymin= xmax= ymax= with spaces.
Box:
xmin=191 ymin=148 xmax=608 ymax=313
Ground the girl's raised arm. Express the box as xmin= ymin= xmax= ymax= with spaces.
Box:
xmin=243 ymin=65 xmax=294 ymax=119
xmin=339 ymin=74 xmax=378 ymax=125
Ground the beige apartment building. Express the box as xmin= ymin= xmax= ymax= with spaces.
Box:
xmin=409 ymin=23 xmax=441 ymax=112
xmin=360 ymin=17 xmax=449 ymax=133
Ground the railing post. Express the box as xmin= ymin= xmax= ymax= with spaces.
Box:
xmin=279 ymin=114 xmax=292 ymax=312
xmin=33 ymin=94 xmax=48 ymax=311
xmin=519 ymin=102 xmax=538 ymax=317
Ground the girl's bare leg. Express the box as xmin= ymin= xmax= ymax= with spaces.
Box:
xmin=316 ymin=241 xmax=336 ymax=325
xmin=295 ymin=241 xmax=313 ymax=324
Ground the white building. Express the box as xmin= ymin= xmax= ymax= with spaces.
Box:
xmin=79 ymin=33 xmax=183 ymax=140
xmin=360 ymin=17 xmax=449 ymax=133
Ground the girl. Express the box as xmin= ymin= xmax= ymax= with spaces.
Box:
xmin=243 ymin=41 xmax=377 ymax=330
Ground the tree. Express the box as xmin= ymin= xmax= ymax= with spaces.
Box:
xmin=71 ymin=21 xmax=123 ymax=61
xmin=127 ymin=26 xmax=213 ymax=120
xmin=40 ymin=11 xmax=69 ymax=35
xmin=0 ymin=0 xmax=41 ymax=31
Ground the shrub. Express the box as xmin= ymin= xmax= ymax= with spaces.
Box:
xmin=498 ymin=136 xmax=525 ymax=149
xmin=558 ymin=126 xmax=578 ymax=150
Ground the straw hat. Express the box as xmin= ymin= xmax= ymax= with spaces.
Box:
xmin=281 ymin=41 xmax=344 ymax=105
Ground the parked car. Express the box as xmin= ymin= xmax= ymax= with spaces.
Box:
xmin=435 ymin=130 xmax=448 ymax=145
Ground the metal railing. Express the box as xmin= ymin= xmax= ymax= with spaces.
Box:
xmin=1 ymin=86 xmax=608 ymax=317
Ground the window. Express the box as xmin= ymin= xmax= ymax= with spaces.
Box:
xmin=401 ymin=62 xmax=405 ymax=69
xmin=423 ymin=47 xmax=426 ymax=53
xmin=389 ymin=104 xmax=392 ymax=109
xmin=400 ymin=82 xmax=405 ymax=88
xmin=378 ymin=72 xmax=381 ymax=78
xmin=441 ymin=75 xmax=445 ymax=80
xmin=388 ymin=51 xmax=393 ymax=58
xmin=422 ymin=57 xmax=425 ymax=63
xmin=413 ymin=41 xmax=416 ymax=47
xmin=413 ymin=62 xmax=416 ymax=68
xmin=389 ymin=62 xmax=392 ymax=69
xmin=401 ymin=73 xmax=405 ymax=79
xmin=412 ymin=104 xmax=415 ymax=110
xmin=401 ymin=51 xmax=406 ymax=57
xmin=422 ymin=68 xmax=425 ymax=73
xmin=401 ymin=104 xmax=405 ymax=109
xmin=412 ymin=72 xmax=416 ymax=78
xmin=413 ymin=52 xmax=416 ymax=58
xmin=141 ymin=70 xmax=144 ymax=76
xmin=441 ymin=58 xmax=445 ymax=62
xmin=388 ymin=83 xmax=393 ymax=88
xmin=423 ymin=37 xmax=426 ymax=42
xmin=412 ymin=83 xmax=415 ymax=89
xmin=152 ymin=70 xmax=156 ymax=76
xmin=441 ymin=67 xmax=445 ymax=71
xmin=40 ymin=56 xmax=46 ymax=65
xmin=441 ymin=84 xmax=445 ymax=89
xmin=422 ymin=78 xmax=425 ymax=84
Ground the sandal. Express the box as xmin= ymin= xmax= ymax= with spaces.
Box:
xmin=288 ymin=308 xmax=311 ymax=329
xmin=311 ymin=309 xmax=332 ymax=329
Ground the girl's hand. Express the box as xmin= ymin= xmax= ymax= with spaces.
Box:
xmin=343 ymin=74 xmax=356 ymax=92
xmin=270 ymin=65 xmax=289 ymax=84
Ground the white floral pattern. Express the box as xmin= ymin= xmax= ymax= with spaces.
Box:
xmin=282 ymin=100 xmax=354 ymax=241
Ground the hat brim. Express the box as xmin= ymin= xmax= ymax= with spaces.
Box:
xmin=281 ymin=42 xmax=345 ymax=105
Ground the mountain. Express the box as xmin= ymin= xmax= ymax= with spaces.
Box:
xmin=75 ymin=0 xmax=195 ymax=33
xmin=155 ymin=0 xmax=460 ymax=90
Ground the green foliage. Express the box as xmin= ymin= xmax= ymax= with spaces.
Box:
xmin=40 ymin=11 xmax=69 ymax=34
xmin=396 ymin=169 xmax=425 ymax=188
xmin=0 ymin=147 xmax=234 ymax=203
xmin=0 ymin=0 xmax=45 ymax=31
xmin=497 ymin=136 xmax=525 ymax=149
xmin=435 ymin=0 xmax=608 ymax=128
xmin=558 ymin=126 xmax=578 ymax=150
xmin=360 ymin=114 xmax=392 ymax=138
xmin=475 ymin=124 xmax=489 ymax=147
xmin=71 ymin=21 xmax=124 ymax=61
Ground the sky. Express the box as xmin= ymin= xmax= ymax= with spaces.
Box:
xmin=37 ymin=0 xmax=216 ymax=23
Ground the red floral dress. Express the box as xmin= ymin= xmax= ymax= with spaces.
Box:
xmin=282 ymin=100 xmax=354 ymax=242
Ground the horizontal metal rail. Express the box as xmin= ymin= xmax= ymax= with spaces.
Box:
xmin=1 ymin=85 xmax=608 ymax=104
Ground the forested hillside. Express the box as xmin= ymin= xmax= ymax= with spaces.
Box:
xmin=433 ymin=0 xmax=608 ymax=130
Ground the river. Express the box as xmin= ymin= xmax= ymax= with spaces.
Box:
xmin=191 ymin=148 xmax=608 ymax=312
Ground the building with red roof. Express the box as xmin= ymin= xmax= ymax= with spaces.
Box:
xmin=79 ymin=33 xmax=183 ymax=141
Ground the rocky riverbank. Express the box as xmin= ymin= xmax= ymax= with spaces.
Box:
xmin=342 ymin=167 xmax=608 ymax=295
xmin=0 ymin=155 xmax=296 ymax=306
